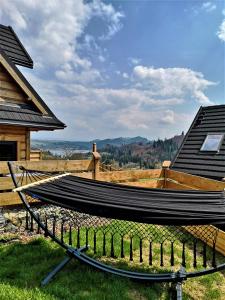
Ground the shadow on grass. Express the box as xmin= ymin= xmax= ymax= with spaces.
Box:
xmin=0 ymin=237 xmax=174 ymax=300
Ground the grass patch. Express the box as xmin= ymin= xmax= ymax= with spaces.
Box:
xmin=0 ymin=235 xmax=225 ymax=299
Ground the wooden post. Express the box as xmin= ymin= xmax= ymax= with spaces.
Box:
xmin=92 ymin=143 xmax=101 ymax=180
xmin=26 ymin=130 xmax=30 ymax=161
xmin=162 ymin=161 xmax=171 ymax=189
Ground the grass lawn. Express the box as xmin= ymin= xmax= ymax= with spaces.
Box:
xmin=0 ymin=235 xmax=225 ymax=300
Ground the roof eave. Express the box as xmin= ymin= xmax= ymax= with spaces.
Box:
xmin=0 ymin=120 xmax=66 ymax=130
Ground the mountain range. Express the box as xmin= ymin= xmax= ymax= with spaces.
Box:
xmin=31 ymin=136 xmax=149 ymax=151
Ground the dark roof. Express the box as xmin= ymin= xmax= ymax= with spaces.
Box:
xmin=0 ymin=102 xmax=65 ymax=130
xmin=171 ymin=105 xmax=225 ymax=180
xmin=0 ymin=24 xmax=33 ymax=68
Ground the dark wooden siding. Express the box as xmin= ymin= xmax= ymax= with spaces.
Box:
xmin=171 ymin=105 xmax=225 ymax=180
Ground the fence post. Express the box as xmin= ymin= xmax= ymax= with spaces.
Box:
xmin=92 ymin=143 xmax=101 ymax=180
xmin=162 ymin=160 xmax=171 ymax=188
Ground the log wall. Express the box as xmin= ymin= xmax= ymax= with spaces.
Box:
xmin=0 ymin=63 xmax=27 ymax=104
xmin=0 ymin=125 xmax=29 ymax=161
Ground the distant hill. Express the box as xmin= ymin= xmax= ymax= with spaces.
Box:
xmin=31 ymin=136 xmax=149 ymax=151
xmin=99 ymin=133 xmax=185 ymax=169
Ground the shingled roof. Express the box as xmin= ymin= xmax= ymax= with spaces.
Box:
xmin=171 ymin=105 xmax=225 ymax=181
xmin=0 ymin=102 xmax=64 ymax=130
xmin=0 ymin=24 xmax=33 ymax=68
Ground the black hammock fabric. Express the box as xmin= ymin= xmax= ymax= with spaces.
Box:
xmin=22 ymin=174 xmax=225 ymax=226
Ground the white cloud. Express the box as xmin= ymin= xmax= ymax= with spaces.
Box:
xmin=217 ymin=9 xmax=225 ymax=42
xmin=161 ymin=110 xmax=175 ymax=125
xmin=0 ymin=0 xmax=124 ymax=84
xmin=133 ymin=66 xmax=216 ymax=105
xmin=202 ymin=2 xmax=216 ymax=12
xmin=98 ymin=55 xmax=105 ymax=62
xmin=128 ymin=57 xmax=141 ymax=65
xmin=217 ymin=19 xmax=225 ymax=41
xmin=122 ymin=72 xmax=129 ymax=79
xmin=93 ymin=0 xmax=124 ymax=40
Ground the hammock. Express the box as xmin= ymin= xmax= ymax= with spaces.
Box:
xmin=8 ymin=163 xmax=225 ymax=299
xmin=14 ymin=173 xmax=225 ymax=226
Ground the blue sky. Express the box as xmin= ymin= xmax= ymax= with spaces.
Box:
xmin=1 ymin=0 xmax=225 ymax=141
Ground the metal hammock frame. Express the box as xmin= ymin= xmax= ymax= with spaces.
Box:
xmin=8 ymin=162 xmax=225 ymax=300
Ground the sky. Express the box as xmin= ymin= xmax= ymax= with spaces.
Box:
xmin=0 ymin=0 xmax=225 ymax=141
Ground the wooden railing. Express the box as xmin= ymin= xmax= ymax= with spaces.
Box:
xmin=0 ymin=141 xmax=164 ymax=206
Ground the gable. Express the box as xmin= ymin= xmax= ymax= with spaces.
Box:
xmin=0 ymin=62 xmax=31 ymax=105
xmin=0 ymin=52 xmax=48 ymax=114
xmin=0 ymin=52 xmax=65 ymax=130
xmin=171 ymin=105 xmax=225 ymax=180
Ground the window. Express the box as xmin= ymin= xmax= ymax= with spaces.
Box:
xmin=0 ymin=141 xmax=17 ymax=161
xmin=200 ymin=134 xmax=224 ymax=152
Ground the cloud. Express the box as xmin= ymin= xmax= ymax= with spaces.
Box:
xmin=0 ymin=0 xmax=124 ymax=84
xmin=132 ymin=66 xmax=216 ymax=105
xmin=217 ymin=19 xmax=225 ymax=42
xmin=128 ymin=57 xmax=141 ymax=65
xmin=202 ymin=2 xmax=216 ymax=13
xmin=161 ymin=110 xmax=175 ymax=125
xmin=122 ymin=72 xmax=129 ymax=79
xmin=93 ymin=0 xmax=124 ymax=40
xmin=0 ymin=1 xmax=217 ymax=140
xmin=217 ymin=9 xmax=225 ymax=42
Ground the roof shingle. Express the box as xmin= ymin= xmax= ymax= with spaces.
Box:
xmin=0 ymin=24 xmax=33 ymax=68
xmin=171 ymin=105 xmax=225 ymax=180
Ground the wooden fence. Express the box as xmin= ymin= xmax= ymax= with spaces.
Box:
xmin=1 ymin=156 xmax=225 ymax=255
xmin=0 ymin=145 xmax=164 ymax=206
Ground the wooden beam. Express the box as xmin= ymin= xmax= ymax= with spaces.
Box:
xmin=122 ymin=179 xmax=164 ymax=189
xmin=92 ymin=143 xmax=101 ymax=180
xmin=166 ymin=169 xmax=225 ymax=191
xmin=162 ymin=160 xmax=171 ymax=168
xmin=91 ymin=169 xmax=164 ymax=183
xmin=165 ymin=180 xmax=197 ymax=190
xmin=0 ymin=159 xmax=93 ymax=175
xmin=0 ymin=177 xmax=14 ymax=190
xmin=0 ymin=192 xmax=38 ymax=206
xmin=25 ymin=130 xmax=30 ymax=160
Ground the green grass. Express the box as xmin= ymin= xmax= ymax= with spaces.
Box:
xmin=0 ymin=235 xmax=225 ymax=300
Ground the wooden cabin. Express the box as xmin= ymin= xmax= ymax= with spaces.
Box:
xmin=0 ymin=24 xmax=65 ymax=161
xmin=171 ymin=105 xmax=225 ymax=181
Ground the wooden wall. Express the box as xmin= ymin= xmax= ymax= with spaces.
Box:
xmin=0 ymin=125 xmax=30 ymax=160
xmin=30 ymin=150 xmax=42 ymax=161
xmin=0 ymin=61 xmax=31 ymax=161
xmin=0 ymin=63 xmax=27 ymax=104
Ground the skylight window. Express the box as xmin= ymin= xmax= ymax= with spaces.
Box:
xmin=200 ymin=134 xmax=224 ymax=152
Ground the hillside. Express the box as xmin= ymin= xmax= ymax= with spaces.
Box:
xmin=100 ymin=134 xmax=184 ymax=169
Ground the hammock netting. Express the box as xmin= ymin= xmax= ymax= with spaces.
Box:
xmin=12 ymin=167 xmax=225 ymax=274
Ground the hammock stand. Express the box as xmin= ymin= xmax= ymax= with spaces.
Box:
xmin=8 ymin=162 xmax=225 ymax=300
